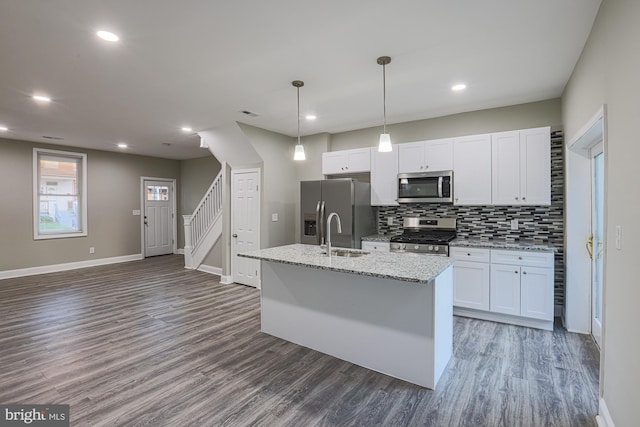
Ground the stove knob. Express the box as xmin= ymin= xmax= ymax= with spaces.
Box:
xmin=428 ymin=245 xmax=434 ymax=251
xmin=434 ymin=246 xmax=439 ymax=251
xmin=414 ymin=245 xmax=420 ymax=250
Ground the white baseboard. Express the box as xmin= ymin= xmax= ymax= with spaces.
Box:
xmin=197 ymin=264 xmax=223 ymax=277
xmin=220 ymin=275 xmax=233 ymax=285
xmin=596 ymin=398 xmax=614 ymax=427
xmin=0 ymin=254 xmax=143 ymax=280
xmin=175 ymin=248 xmax=185 ymax=255
xmin=453 ymin=307 xmax=554 ymax=331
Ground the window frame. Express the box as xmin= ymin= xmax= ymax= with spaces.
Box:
xmin=33 ymin=147 xmax=88 ymax=240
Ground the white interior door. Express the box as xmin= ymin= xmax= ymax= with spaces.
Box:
xmin=590 ymin=143 xmax=604 ymax=349
xmin=231 ymin=169 xmax=260 ymax=288
xmin=144 ymin=179 xmax=174 ymax=257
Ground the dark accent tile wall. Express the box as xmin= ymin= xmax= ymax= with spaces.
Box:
xmin=378 ymin=130 xmax=565 ymax=312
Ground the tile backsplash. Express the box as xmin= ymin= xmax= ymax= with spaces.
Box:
xmin=377 ymin=130 xmax=565 ymax=312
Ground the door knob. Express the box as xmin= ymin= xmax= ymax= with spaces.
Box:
xmin=232 ymin=233 xmax=238 ymax=238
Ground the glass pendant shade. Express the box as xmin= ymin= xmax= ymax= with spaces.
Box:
xmin=294 ymin=143 xmax=306 ymax=160
xmin=378 ymin=133 xmax=392 ymax=152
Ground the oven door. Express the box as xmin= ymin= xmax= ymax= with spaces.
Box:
xmin=397 ymin=171 xmax=453 ymax=203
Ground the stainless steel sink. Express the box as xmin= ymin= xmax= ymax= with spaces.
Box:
xmin=331 ymin=249 xmax=370 ymax=258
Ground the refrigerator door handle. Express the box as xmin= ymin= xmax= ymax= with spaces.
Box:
xmin=320 ymin=201 xmax=326 ymax=245
xmin=315 ymin=201 xmax=321 ymax=245
xmin=437 ymin=176 xmax=443 ymax=198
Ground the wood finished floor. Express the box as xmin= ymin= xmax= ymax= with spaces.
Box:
xmin=0 ymin=255 xmax=599 ymax=426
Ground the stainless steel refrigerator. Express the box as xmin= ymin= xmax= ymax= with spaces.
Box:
xmin=300 ymin=179 xmax=376 ymax=249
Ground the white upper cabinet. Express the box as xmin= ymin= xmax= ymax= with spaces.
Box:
xmin=453 ymin=134 xmax=492 ymax=205
xmin=322 ymin=148 xmax=371 ymax=175
xmin=492 ymin=127 xmax=550 ymax=205
xmin=370 ymin=146 xmax=399 ymax=206
xmin=398 ymin=138 xmax=453 ymax=173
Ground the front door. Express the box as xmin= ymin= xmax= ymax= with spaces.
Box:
xmin=144 ymin=179 xmax=174 ymax=257
xmin=590 ymin=142 xmax=604 ymax=348
xmin=231 ymin=169 xmax=260 ymax=288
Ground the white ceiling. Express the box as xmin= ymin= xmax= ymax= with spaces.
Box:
xmin=0 ymin=1 xmax=601 ymax=160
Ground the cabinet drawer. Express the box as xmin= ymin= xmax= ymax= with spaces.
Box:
xmin=450 ymin=247 xmax=490 ymax=263
xmin=361 ymin=241 xmax=390 ymax=252
xmin=490 ymin=249 xmax=553 ymax=268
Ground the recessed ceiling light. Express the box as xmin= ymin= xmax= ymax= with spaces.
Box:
xmin=33 ymin=95 xmax=51 ymax=103
xmin=117 ymin=142 xmax=128 ymax=149
xmin=451 ymin=83 xmax=467 ymax=92
xmin=181 ymin=127 xmax=193 ymax=132
xmin=97 ymin=30 xmax=119 ymax=42
xmin=305 ymin=115 xmax=317 ymax=120
xmin=0 ymin=126 xmax=8 ymax=132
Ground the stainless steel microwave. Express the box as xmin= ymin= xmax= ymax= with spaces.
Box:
xmin=398 ymin=171 xmax=453 ymax=203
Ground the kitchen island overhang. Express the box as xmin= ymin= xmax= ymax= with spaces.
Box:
xmin=240 ymin=244 xmax=454 ymax=389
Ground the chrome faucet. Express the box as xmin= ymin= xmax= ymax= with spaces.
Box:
xmin=326 ymin=212 xmax=342 ymax=257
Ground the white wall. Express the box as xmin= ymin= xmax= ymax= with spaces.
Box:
xmin=562 ymin=0 xmax=640 ymax=424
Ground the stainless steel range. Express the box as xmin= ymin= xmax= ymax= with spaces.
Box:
xmin=390 ymin=217 xmax=457 ymax=256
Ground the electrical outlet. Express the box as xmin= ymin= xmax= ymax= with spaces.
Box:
xmin=510 ymin=219 xmax=519 ymax=230
xmin=616 ymin=225 xmax=622 ymax=250
xmin=387 ymin=217 xmax=394 ymax=226
xmin=89 ymin=247 xmax=95 ymax=254
xmin=271 ymin=213 xmax=278 ymax=222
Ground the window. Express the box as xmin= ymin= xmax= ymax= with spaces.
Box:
xmin=33 ymin=148 xmax=88 ymax=239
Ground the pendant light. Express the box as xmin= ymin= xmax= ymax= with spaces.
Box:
xmin=377 ymin=56 xmax=392 ymax=152
xmin=292 ymin=80 xmax=306 ymax=161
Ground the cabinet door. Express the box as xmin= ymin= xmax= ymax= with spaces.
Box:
xmin=322 ymin=152 xmax=345 ymax=175
xmin=453 ymin=134 xmax=492 ymax=205
xmin=424 ymin=138 xmax=454 ymax=171
xmin=370 ymin=147 xmax=399 ymax=205
xmin=453 ymin=261 xmax=490 ymax=310
xmin=520 ymin=266 xmax=554 ymax=320
xmin=398 ymin=141 xmax=426 ymax=173
xmin=491 ymin=131 xmax=521 ymax=205
xmin=346 ymin=148 xmax=371 ymax=173
xmin=490 ymin=264 xmax=521 ymax=316
xmin=520 ymin=127 xmax=551 ymax=205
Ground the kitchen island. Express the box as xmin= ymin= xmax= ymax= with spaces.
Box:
xmin=239 ymin=244 xmax=454 ymax=389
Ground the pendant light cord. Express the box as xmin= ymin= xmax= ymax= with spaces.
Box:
xmin=297 ymin=86 xmax=301 ymax=145
xmin=382 ymin=62 xmax=387 ymax=135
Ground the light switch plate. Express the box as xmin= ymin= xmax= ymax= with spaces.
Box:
xmin=132 ymin=209 xmax=141 ymax=216
xmin=272 ymin=213 xmax=278 ymax=222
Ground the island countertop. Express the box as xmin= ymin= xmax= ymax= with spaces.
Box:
xmin=239 ymin=243 xmax=453 ymax=284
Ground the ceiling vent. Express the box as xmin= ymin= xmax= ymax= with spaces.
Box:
xmin=42 ymin=135 xmax=64 ymax=140
xmin=240 ymin=110 xmax=259 ymax=117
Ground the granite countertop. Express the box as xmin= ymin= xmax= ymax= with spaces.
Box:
xmin=361 ymin=234 xmax=398 ymax=242
xmin=450 ymin=237 xmax=557 ymax=252
xmin=239 ymin=244 xmax=453 ymax=284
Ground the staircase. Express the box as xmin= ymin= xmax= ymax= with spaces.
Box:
xmin=183 ymin=164 xmax=225 ymax=269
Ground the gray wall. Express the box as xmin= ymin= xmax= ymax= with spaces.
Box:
xmin=562 ymin=0 xmax=639 ymax=424
xmin=329 ymin=98 xmax=562 ymax=151
xmin=0 ymin=137 xmax=180 ymax=271
xmin=239 ymin=123 xmax=298 ymax=249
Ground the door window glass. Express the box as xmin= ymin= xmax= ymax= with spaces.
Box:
xmin=147 ymin=185 xmax=170 ymax=201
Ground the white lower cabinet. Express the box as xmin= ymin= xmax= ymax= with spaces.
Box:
xmin=361 ymin=241 xmax=390 ymax=252
xmin=452 ymin=247 xmax=555 ymax=330
xmin=451 ymin=248 xmax=490 ymax=311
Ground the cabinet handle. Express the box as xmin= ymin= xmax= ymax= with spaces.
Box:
xmin=345 ymin=166 xmax=349 ymax=170
xmin=514 ymin=270 xmax=519 ymax=274
xmin=455 ymin=198 xmax=459 ymax=202
xmin=515 ymin=197 xmax=519 ymax=201
xmin=518 ymin=256 xmax=522 ymax=260
xmin=467 ymin=253 xmax=471 ymax=256
xmin=425 ymin=165 xmax=429 ymax=169
xmin=522 ymin=271 xmax=527 ymax=275
xmin=420 ymin=166 xmax=424 ymax=170
xmin=522 ymin=196 xmax=526 ymax=201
